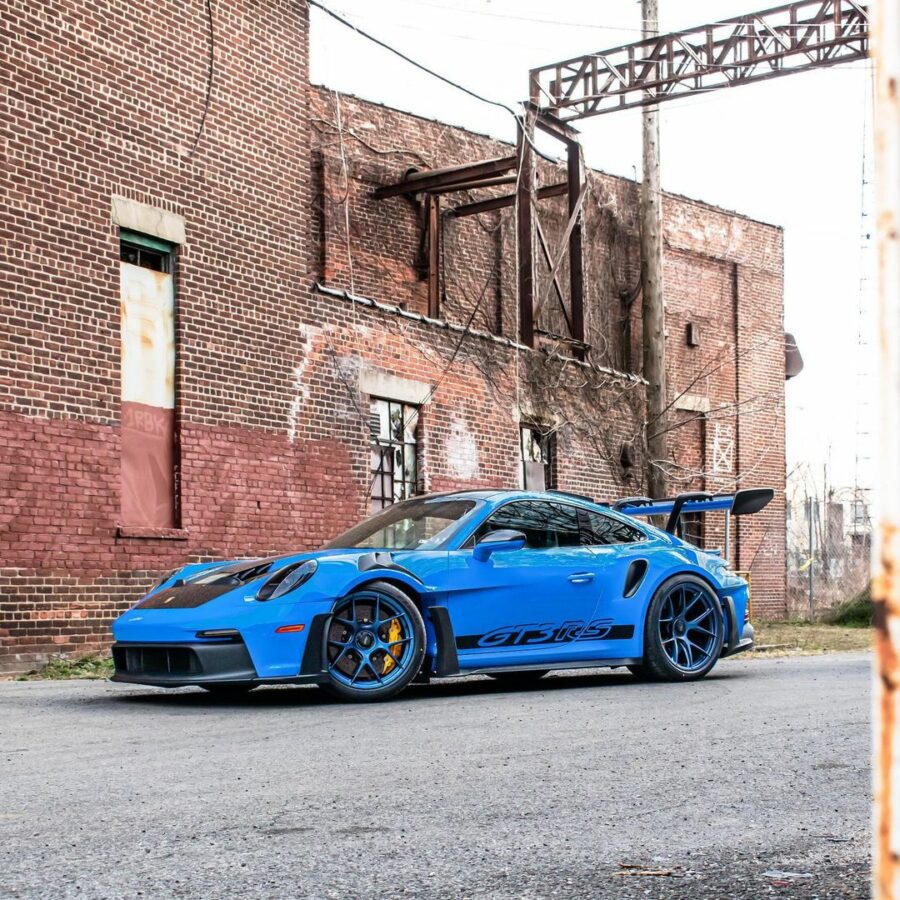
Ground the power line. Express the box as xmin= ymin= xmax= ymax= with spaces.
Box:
xmin=307 ymin=0 xmax=515 ymax=115
xmin=185 ymin=0 xmax=215 ymax=158
xmin=306 ymin=0 xmax=560 ymax=164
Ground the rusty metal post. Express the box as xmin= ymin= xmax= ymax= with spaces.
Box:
xmin=640 ymin=0 xmax=667 ymax=500
xmin=873 ymin=0 xmax=900 ymax=896
xmin=426 ymin=194 xmax=441 ymax=319
xmin=567 ymin=140 xmax=586 ymax=357
xmin=516 ymin=102 xmax=537 ymax=348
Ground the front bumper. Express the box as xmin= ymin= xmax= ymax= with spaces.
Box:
xmin=111 ymin=614 xmax=331 ymax=688
xmin=111 ymin=640 xmax=260 ymax=687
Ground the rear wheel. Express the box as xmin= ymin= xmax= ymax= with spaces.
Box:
xmin=640 ymin=575 xmax=724 ymax=682
xmin=320 ymin=582 xmax=425 ymax=702
xmin=487 ymin=670 xmax=549 ymax=685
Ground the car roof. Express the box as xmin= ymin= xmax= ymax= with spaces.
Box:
xmin=422 ymin=489 xmax=599 ymax=505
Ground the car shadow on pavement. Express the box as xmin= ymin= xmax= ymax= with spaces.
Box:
xmin=109 ymin=665 xmax=743 ymax=709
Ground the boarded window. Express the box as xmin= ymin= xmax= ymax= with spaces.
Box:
xmin=119 ymin=231 xmax=178 ymax=527
xmin=521 ymin=425 xmax=555 ymax=491
xmin=370 ymin=398 xmax=418 ymax=512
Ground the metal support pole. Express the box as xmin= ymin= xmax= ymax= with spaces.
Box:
xmin=567 ymin=140 xmax=586 ymax=358
xmin=873 ymin=1 xmax=900 ymax=895
xmin=808 ymin=496 xmax=815 ymax=620
xmin=516 ymin=104 xmax=536 ymax=348
xmin=426 ymin=194 xmax=441 ymax=319
xmin=640 ymin=0 xmax=667 ymax=499
xmin=724 ymin=510 xmax=731 ymax=567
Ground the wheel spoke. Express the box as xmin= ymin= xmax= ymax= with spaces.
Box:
xmin=365 ymin=660 xmax=383 ymax=684
xmin=687 ymin=638 xmax=708 ymax=656
xmin=382 ymin=647 xmax=405 ymax=668
xmin=686 ymin=605 xmax=709 ymax=625
xmin=692 ymin=625 xmax=717 ymax=638
xmin=682 ymin=638 xmax=694 ymax=668
xmin=349 ymin=653 xmax=366 ymax=684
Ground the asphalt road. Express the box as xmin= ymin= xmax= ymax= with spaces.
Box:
xmin=0 ymin=653 xmax=871 ymax=900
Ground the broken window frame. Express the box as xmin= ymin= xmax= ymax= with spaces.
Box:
xmin=369 ymin=397 xmax=419 ymax=512
xmin=520 ymin=424 xmax=556 ymax=491
xmin=120 ymin=230 xmax=173 ymax=274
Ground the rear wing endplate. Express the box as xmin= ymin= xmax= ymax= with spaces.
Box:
xmin=613 ymin=488 xmax=774 ymax=535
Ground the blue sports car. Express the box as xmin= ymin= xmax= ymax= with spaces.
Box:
xmin=111 ymin=487 xmax=772 ymax=702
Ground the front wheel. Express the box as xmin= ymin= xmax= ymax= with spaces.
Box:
xmin=640 ymin=575 xmax=725 ymax=682
xmin=320 ymin=582 xmax=425 ymax=702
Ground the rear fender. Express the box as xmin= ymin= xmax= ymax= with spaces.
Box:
xmin=631 ymin=565 xmax=731 ymax=658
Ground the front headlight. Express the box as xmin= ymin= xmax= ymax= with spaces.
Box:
xmin=257 ymin=560 xmax=318 ymax=601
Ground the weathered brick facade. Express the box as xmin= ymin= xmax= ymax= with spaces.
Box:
xmin=1 ymin=1 xmax=786 ymax=673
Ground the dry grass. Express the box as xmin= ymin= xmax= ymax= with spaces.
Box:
xmin=743 ymin=621 xmax=873 ymax=658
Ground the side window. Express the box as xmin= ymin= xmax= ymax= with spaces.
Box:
xmin=579 ymin=509 xmax=646 ymax=546
xmin=473 ymin=501 xmax=580 ymax=550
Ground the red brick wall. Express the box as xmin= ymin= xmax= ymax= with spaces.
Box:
xmin=0 ymin=4 xmax=785 ymax=673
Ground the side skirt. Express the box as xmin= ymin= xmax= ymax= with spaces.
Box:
xmin=455 ymin=658 xmax=643 ymax=677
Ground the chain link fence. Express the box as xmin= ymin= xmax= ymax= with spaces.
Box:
xmin=786 ymin=484 xmax=872 ymax=621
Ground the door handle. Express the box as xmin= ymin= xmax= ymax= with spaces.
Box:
xmin=568 ymin=572 xmax=595 ymax=585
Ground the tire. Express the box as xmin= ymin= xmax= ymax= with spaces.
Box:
xmin=639 ymin=574 xmax=725 ymax=682
xmin=201 ymin=683 xmax=256 ymax=696
xmin=487 ymin=670 xmax=550 ymax=684
xmin=320 ymin=581 xmax=426 ymax=703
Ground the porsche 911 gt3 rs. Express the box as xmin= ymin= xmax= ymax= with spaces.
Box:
xmin=110 ymin=487 xmax=772 ymax=702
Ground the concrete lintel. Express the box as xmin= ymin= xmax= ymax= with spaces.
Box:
xmin=359 ymin=366 xmax=432 ymax=406
xmin=674 ymin=392 xmax=711 ymax=414
xmin=112 ymin=196 xmax=186 ymax=245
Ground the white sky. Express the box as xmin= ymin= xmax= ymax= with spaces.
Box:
xmin=310 ymin=0 xmax=876 ymax=496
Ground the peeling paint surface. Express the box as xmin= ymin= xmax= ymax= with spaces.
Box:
xmin=287 ymin=324 xmax=317 ymax=444
xmin=873 ymin=0 xmax=900 ymax=895
xmin=446 ymin=415 xmax=480 ymax=482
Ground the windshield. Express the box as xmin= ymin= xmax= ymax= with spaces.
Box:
xmin=325 ymin=498 xmax=477 ymax=550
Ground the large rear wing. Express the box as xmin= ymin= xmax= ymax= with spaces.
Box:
xmin=612 ymin=488 xmax=774 ymax=536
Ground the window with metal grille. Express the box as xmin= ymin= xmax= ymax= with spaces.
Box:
xmin=370 ymin=398 xmax=418 ymax=512
xmin=521 ymin=424 xmax=555 ymax=491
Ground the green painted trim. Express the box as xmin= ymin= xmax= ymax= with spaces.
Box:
xmin=120 ymin=229 xmax=175 ymax=253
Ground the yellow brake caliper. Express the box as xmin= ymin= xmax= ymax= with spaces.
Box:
xmin=382 ymin=618 xmax=403 ymax=675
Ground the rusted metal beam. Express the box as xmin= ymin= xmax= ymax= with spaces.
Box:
xmin=448 ymin=182 xmax=568 ymax=218
xmin=533 ymin=181 xmax=587 ymax=320
xmin=516 ymin=106 xmax=536 ymax=347
xmin=873 ymin=0 xmax=900 ymax=895
xmin=530 ymin=0 xmax=869 ymax=121
xmin=534 ymin=215 xmax=573 ymax=333
xmin=567 ymin=140 xmax=586 ymax=358
xmin=425 ymin=175 xmax=518 ymax=196
xmin=527 ymin=104 xmax=581 ymax=146
xmin=371 ymin=155 xmax=518 ymax=199
xmin=426 ymin=193 xmax=441 ymax=318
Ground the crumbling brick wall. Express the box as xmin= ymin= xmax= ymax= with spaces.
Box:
xmin=0 ymin=2 xmax=785 ymax=672
xmin=309 ymin=87 xmax=787 ymax=619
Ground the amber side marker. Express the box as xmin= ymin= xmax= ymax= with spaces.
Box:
xmin=275 ymin=624 xmax=306 ymax=634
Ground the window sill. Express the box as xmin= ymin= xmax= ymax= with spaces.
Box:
xmin=116 ymin=525 xmax=189 ymax=541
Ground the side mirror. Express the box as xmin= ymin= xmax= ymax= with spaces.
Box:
xmin=473 ymin=529 xmax=526 ymax=562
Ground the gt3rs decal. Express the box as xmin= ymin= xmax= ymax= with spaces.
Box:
xmin=456 ymin=619 xmax=635 ymax=650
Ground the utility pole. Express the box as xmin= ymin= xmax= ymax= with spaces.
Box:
xmin=640 ymin=0 xmax=667 ymax=500
xmin=873 ymin=0 xmax=900 ymax=895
